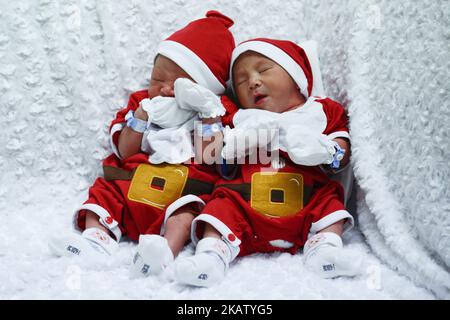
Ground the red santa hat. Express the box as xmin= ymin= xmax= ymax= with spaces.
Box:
xmin=230 ymin=38 xmax=325 ymax=98
xmin=156 ymin=10 xmax=235 ymax=95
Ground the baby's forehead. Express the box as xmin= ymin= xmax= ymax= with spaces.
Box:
xmin=233 ymin=51 xmax=275 ymax=70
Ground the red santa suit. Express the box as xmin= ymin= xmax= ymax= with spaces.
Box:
xmin=72 ymin=11 xmax=237 ymax=242
xmin=74 ymin=90 xmax=237 ymax=242
xmin=191 ymin=96 xmax=354 ymax=257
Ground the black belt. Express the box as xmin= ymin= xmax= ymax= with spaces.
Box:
xmin=214 ymin=183 xmax=314 ymax=205
xmin=103 ymin=165 xmax=214 ymax=197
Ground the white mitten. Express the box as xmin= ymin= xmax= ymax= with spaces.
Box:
xmin=174 ymin=78 xmax=225 ymax=119
xmin=48 ymin=227 xmax=118 ymax=258
xmin=221 ymin=119 xmax=279 ymax=160
xmin=303 ymin=232 xmax=363 ymax=279
xmin=130 ymin=235 xmax=174 ymax=278
xmin=147 ymin=125 xmax=194 ymax=164
xmin=140 ymin=96 xmax=196 ymax=128
xmin=283 ymin=127 xmax=337 ymax=166
xmin=175 ymin=237 xmax=235 ymax=287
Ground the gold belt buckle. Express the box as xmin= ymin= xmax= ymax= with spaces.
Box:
xmin=128 ymin=163 xmax=189 ymax=209
xmin=250 ymin=172 xmax=304 ymax=218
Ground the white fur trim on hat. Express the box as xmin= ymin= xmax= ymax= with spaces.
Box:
xmin=231 ymin=40 xmax=309 ymax=98
xmin=157 ymin=40 xmax=225 ymax=95
xmin=298 ymin=40 xmax=325 ymax=97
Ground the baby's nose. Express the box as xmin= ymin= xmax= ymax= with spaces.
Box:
xmin=249 ymin=76 xmax=261 ymax=90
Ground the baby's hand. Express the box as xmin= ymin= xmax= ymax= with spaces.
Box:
xmin=283 ymin=127 xmax=336 ymax=166
xmin=140 ymin=96 xmax=196 ymax=129
xmin=221 ymin=119 xmax=279 ymax=160
xmin=134 ymin=105 xmax=149 ymax=121
xmin=146 ymin=126 xmax=194 ymax=164
xmin=174 ymin=78 xmax=225 ymax=119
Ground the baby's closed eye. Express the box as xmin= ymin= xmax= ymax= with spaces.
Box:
xmin=235 ymin=77 xmax=248 ymax=86
xmin=258 ymin=66 xmax=273 ymax=73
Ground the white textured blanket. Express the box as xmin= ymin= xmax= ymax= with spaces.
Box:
xmin=0 ymin=0 xmax=448 ymax=299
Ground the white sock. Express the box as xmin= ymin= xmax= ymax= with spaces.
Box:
xmin=175 ymin=252 xmax=226 ymax=287
xmin=130 ymin=235 xmax=174 ymax=278
xmin=303 ymin=232 xmax=363 ymax=278
xmin=48 ymin=227 xmax=118 ymax=258
xmin=175 ymin=237 xmax=232 ymax=287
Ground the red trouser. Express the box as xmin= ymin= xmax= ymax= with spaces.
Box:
xmin=192 ymin=174 xmax=353 ymax=257
xmin=74 ymin=153 xmax=219 ymax=242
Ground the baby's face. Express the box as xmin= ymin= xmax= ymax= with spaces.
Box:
xmin=232 ymin=51 xmax=305 ymax=113
xmin=148 ymin=55 xmax=193 ymax=98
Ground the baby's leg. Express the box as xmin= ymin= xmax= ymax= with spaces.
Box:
xmin=130 ymin=204 xmax=197 ymax=277
xmin=317 ymin=219 xmax=344 ymax=236
xmin=164 ymin=204 xmax=197 ymax=257
xmin=84 ymin=210 xmax=118 ymax=240
xmin=174 ymin=223 xmax=236 ymax=287
xmin=48 ymin=210 xmax=118 ymax=257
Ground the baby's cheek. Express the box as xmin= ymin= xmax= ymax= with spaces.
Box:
xmin=148 ymin=86 xmax=161 ymax=99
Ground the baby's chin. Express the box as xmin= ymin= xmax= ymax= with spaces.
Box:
xmin=241 ymin=100 xmax=277 ymax=111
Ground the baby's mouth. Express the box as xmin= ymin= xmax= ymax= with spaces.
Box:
xmin=254 ymin=94 xmax=268 ymax=106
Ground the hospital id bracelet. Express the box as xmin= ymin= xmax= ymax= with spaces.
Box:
xmin=125 ymin=110 xmax=148 ymax=133
xmin=330 ymin=142 xmax=345 ymax=169
xmin=197 ymin=122 xmax=224 ymax=137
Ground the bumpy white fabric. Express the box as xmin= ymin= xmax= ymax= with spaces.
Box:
xmin=174 ymin=78 xmax=225 ymax=119
xmin=130 ymin=234 xmax=174 ymax=278
xmin=343 ymin=0 xmax=450 ymax=298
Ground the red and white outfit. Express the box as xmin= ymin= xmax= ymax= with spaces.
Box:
xmin=191 ymin=38 xmax=354 ymax=257
xmin=192 ymin=96 xmax=353 ymax=256
xmin=72 ymin=11 xmax=237 ymax=242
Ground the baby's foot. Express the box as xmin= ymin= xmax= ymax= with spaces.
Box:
xmin=130 ymin=235 xmax=174 ymax=278
xmin=48 ymin=227 xmax=118 ymax=258
xmin=175 ymin=251 xmax=226 ymax=287
xmin=174 ymin=237 xmax=231 ymax=287
xmin=303 ymin=232 xmax=364 ymax=278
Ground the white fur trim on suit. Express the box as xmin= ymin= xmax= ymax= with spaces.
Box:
xmin=328 ymin=131 xmax=351 ymax=142
xmin=157 ymin=40 xmax=225 ymax=95
xmin=159 ymin=194 xmax=205 ymax=235
xmin=191 ymin=214 xmax=241 ymax=254
xmin=309 ymin=210 xmax=354 ymax=237
xmin=109 ymin=122 xmax=125 ymax=159
xmin=73 ymin=203 xmax=122 ymax=242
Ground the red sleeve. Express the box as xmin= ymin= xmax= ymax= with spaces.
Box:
xmin=109 ymin=90 xmax=149 ymax=152
xmin=317 ymin=98 xmax=350 ymax=139
xmin=219 ymin=95 xmax=238 ymax=128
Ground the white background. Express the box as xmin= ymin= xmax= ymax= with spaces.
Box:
xmin=0 ymin=0 xmax=448 ymax=299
